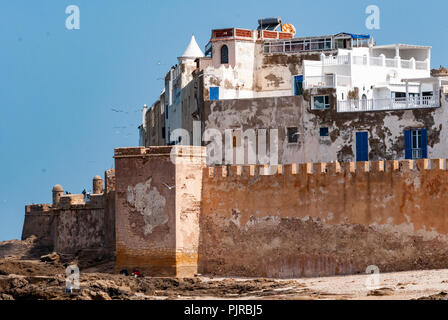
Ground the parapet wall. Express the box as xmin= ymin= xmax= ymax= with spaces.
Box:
xmin=27 ymin=145 xmax=448 ymax=278
xmin=199 ymin=158 xmax=448 ymax=277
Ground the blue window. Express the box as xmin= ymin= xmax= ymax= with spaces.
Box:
xmin=405 ymin=129 xmax=427 ymax=159
xmin=210 ymin=86 xmax=219 ymax=101
xmin=221 ymin=45 xmax=229 ymax=64
xmin=320 ymin=127 xmax=329 ymax=137
xmin=356 ymin=132 xmax=369 ymax=162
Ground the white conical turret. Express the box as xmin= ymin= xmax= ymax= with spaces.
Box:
xmin=178 ymin=35 xmax=204 ymax=62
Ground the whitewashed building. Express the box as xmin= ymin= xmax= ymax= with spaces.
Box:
xmin=141 ymin=18 xmax=448 ymax=164
xmin=302 ymin=42 xmax=444 ymax=112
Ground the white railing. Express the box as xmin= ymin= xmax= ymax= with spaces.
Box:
xmin=337 ymin=96 xmax=439 ymax=112
xmin=322 ymin=55 xmax=349 ymax=65
xmin=416 ymin=60 xmax=428 ymax=70
xmin=303 ymin=75 xmax=351 ymax=88
xmin=401 ymin=59 xmax=412 ymax=69
xmin=304 ymin=75 xmax=334 ymax=88
xmin=385 ymin=58 xmax=397 ymax=67
xmin=316 ymin=54 xmax=428 ymax=70
xmin=369 ymin=56 xmax=383 ymax=66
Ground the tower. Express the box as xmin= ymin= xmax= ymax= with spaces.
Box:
xmin=52 ymin=184 xmax=64 ymax=206
xmin=93 ymin=175 xmax=104 ymax=194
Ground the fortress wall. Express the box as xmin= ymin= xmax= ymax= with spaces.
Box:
xmin=55 ymin=207 xmax=106 ymax=254
xmin=114 ymin=146 xmax=206 ymax=277
xmin=22 ymin=171 xmax=115 ymax=256
xmin=114 ymin=147 xmax=178 ymax=276
xmin=22 ymin=204 xmax=57 ymax=249
xmin=104 ymin=169 xmax=116 ymax=251
xmin=199 ymin=159 xmax=448 ymax=278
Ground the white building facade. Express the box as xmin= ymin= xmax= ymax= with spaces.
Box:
xmin=302 ymin=43 xmax=444 ymax=112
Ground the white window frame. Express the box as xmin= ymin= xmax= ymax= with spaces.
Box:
xmin=312 ymin=95 xmax=330 ymax=110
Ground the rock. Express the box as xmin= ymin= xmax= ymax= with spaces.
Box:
xmin=367 ymin=287 xmax=395 ymax=296
xmin=40 ymin=252 xmax=60 ymax=264
xmin=0 ymin=293 xmax=14 ymax=300
xmin=417 ymin=291 xmax=448 ymax=300
xmin=87 ymin=290 xmax=111 ymax=300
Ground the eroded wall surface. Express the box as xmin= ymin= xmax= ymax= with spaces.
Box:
xmin=114 ymin=146 xmax=206 ymax=277
xmin=199 ymin=159 xmax=448 ymax=278
xmin=114 ymin=147 xmax=177 ymax=276
xmin=202 ymin=93 xmax=448 ymax=164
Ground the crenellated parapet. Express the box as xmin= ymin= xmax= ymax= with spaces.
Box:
xmin=205 ymin=158 xmax=446 ymax=179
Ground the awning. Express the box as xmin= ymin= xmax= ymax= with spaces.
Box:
xmin=335 ymin=32 xmax=371 ymax=39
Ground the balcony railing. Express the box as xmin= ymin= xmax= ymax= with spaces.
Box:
xmin=264 ymin=37 xmax=331 ymax=54
xmin=337 ymin=95 xmax=439 ymax=112
xmin=303 ymin=75 xmax=351 ymax=88
xmin=316 ymin=54 xmax=429 ymax=70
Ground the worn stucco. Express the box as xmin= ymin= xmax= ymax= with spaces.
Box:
xmin=114 ymin=146 xmax=206 ymax=277
xmin=199 ymin=159 xmax=448 ymax=278
xmin=202 ymin=92 xmax=448 ymax=164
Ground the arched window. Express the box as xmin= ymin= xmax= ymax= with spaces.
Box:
xmin=221 ymin=45 xmax=229 ymax=64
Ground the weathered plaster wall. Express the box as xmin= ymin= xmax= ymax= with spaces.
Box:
xmin=114 ymin=146 xmax=206 ymax=277
xmin=254 ymin=48 xmax=322 ymax=94
xmin=202 ymin=92 xmax=448 ymax=164
xmin=203 ymin=41 xmax=324 ymax=100
xmin=199 ymin=159 xmax=448 ymax=278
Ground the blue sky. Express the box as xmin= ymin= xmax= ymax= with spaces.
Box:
xmin=0 ymin=0 xmax=447 ymax=241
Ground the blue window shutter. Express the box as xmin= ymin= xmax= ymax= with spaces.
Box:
xmin=356 ymin=132 xmax=369 ymax=162
xmin=404 ymin=130 xmax=412 ymax=159
xmin=210 ymin=87 xmax=219 ymax=101
xmin=421 ymin=129 xmax=428 ymax=158
xmin=294 ymin=75 xmax=303 ymax=96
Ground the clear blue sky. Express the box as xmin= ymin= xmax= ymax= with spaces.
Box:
xmin=0 ymin=0 xmax=447 ymax=241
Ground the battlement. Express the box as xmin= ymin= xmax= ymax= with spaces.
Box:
xmin=25 ymin=203 xmax=52 ymax=214
xmin=22 ymin=170 xmax=116 ymax=254
xmin=205 ymin=158 xmax=447 ymax=178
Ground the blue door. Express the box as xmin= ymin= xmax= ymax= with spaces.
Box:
xmin=356 ymin=132 xmax=369 ymax=162
xmin=294 ymin=75 xmax=303 ymax=96
xmin=210 ymin=86 xmax=219 ymax=101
